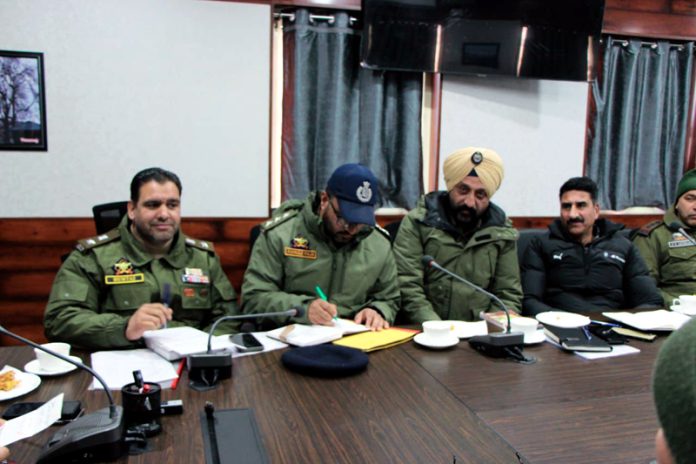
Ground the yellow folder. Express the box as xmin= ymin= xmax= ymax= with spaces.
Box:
xmin=332 ymin=328 xmax=419 ymax=352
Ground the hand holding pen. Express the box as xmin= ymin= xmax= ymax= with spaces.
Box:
xmin=124 ymin=283 xmax=173 ymax=340
xmin=307 ymin=285 xmax=338 ymax=326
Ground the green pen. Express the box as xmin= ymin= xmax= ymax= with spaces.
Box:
xmin=315 ymin=286 xmax=339 ymax=321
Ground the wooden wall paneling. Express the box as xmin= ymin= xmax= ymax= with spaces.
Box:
xmin=603 ymin=9 xmax=696 ymax=40
xmin=0 ymin=215 xmax=662 ymax=345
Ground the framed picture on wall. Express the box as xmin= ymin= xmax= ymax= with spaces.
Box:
xmin=0 ymin=50 xmax=48 ymax=151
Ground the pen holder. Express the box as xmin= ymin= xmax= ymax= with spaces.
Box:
xmin=121 ymin=382 xmax=162 ymax=437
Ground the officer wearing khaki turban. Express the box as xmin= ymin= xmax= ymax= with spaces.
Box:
xmin=393 ymin=147 xmax=522 ymax=323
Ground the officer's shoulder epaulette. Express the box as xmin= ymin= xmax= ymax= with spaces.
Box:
xmin=261 ymin=202 xmax=303 ymax=232
xmin=636 ymin=220 xmax=663 ymax=237
xmin=184 ymin=237 xmax=215 ymax=253
xmin=75 ymin=228 xmax=121 ymax=253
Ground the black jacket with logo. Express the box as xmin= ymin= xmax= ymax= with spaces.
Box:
xmin=521 ymin=218 xmax=663 ymax=315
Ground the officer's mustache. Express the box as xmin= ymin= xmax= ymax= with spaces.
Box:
xmin=567 ymin=217 xmax=584 ymax=224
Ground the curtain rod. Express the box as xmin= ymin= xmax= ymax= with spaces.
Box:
xmin=613 ymin=39 xmax=690 ymax=51
xmin=274 ymin=12 xmax=358 ymax=25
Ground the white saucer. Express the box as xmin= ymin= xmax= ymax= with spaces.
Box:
xmin=0 ymin=366 xmax=41 ymax=401
xmin=536 ymin=311 xmax=591 ymax=328
xmin=413 ymin=333 xmax=459 ymax=349
xmin=24 ymin=356 xmax=81 ymax=376
xmin=670 ymin=305 xmax=696 ymax=316
xmin=524 ymin=330 xmax=546 ymax=345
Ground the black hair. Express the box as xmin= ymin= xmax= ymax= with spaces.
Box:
xmin=130 ymin=167 xmax=182 ymax=203
xmin=559 ymin=176 xmax=598 ymax=202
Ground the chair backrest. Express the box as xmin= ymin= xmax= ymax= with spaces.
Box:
xmin=249 ymin=224 xmax=262 ymax=250
xmin=516 ymin=229 xmax=546 ymax=265
xmin=92 ymin=201 xmax=129 ymax=235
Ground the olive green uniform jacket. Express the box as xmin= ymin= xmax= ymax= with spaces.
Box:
xmin=633 ymin=208 xmax=696 ymax=307
xmin=393 ymin=192 xmax=522 ymax=323
xmin=241 ymin=193 xmax=400 ymax=328
xmin=45 ymin=217 xmax=239 ymax=350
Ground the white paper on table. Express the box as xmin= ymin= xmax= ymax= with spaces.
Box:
xmin=90 ymin=349 xmax=178 ymax=390
xmin=231 ymin=332 xmax=288 ymax=358
xmin=0 ymin=393 xmax=63 ymax=447
xmin=574 ymin=344 xmax=641 ymax=360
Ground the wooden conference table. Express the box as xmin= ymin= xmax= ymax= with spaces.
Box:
xmin=3 ymin=334 xmax=662 ymax=464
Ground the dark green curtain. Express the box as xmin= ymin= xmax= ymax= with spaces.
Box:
xmin=587 ymin=37 xmax=694 ymax=210
xmin=281 ymin=9 xmax=423 ymax=209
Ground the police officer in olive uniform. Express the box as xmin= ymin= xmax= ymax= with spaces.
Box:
xmin=634 ymin=169 xmax=696 ymax=307
xmin=393 ymin=147 xmax=522 ymax=323
xmin=241 ymin=164 xmax=399 ymax=330
xmin=44 ymin=168 xmax=239 ymax=350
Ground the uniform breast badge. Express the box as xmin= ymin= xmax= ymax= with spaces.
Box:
xmin=284 ymin=235 xmax=317 ymax=260
xmin=105 ymin=258 xmax=145 ymax=285
xmin=182 ymin=268 xmax=210 ymax=284
xmin=669 ymin=232 xmax=694 ymax=248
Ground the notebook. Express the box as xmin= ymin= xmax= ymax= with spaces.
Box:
xmin=266 ymin=319 xmax=368 ymax=347
xmin=602 ymin=310 xmax=690 ymax=332
xmin=543 ymin=325 xmax=612 ymax=352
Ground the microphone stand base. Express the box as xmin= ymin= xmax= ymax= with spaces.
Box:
xmin=468 ymin=332 xmax=525 ymax=359
xmin=187 ymin=353 xmax=232 ymax=390
xmin=37 ymin=406 xmax=125 ymax=463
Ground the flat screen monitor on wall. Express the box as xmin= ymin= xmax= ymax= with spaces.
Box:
xmin=360 ymin=0 xmax=605 ymax=82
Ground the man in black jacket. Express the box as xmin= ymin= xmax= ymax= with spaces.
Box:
xmin=521 ymin=177 xmax=662 ymax=316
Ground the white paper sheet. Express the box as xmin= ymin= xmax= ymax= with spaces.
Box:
xmin=0 ymin=393 xmax=63 ymax=447
xmin=90 ymin=349 xmax=178 ymax=390
xmin=574 ymin=344 xmax=641 ymax=360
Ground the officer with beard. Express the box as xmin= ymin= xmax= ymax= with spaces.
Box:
xmin=241 ymin=164 xmax=399 ymax=330
xmin=521 ymin=176 xmax=662 ymax=315
xmin=393 ymin=147 xmax=522 ymax=323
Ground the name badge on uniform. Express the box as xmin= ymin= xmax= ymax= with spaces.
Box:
xmin=669 ymin=232 xmax=694 ymax=248
xmin=284 ymin=235 xmax=317 ymax=260
xmin=668 ymin=240 xmax=694 ymax=248
xmin=105 ymin=273 xmax=145 ymax=285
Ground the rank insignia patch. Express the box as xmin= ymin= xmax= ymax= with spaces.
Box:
xmin=290 ymin=235 xmax=310 ymax=250
xmin=112 ymin=258 xmax=134 ymax=275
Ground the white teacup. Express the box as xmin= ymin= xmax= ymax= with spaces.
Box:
xmin=672 ymin=295 xmax=696 ymax=309
xmin=510 ymin=317 xmax=539 ymax=336
xmin=34 ymin=342 xmax=72 ymax=372
xmin=422 ymin=320 xmax=453 ymax=339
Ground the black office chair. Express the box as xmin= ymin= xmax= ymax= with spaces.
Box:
xmin=92 ymin=201 xmax=129 ymax=234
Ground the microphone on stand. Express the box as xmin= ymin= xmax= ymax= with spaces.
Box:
xmin=187 ymin=306 xmax=305 ymax=389
xmin=420 ymin=255 xmax=526 ymax=359
xmin=0 ymin=325 xmax=125 ymax=463
xmin=669 ymin=222 xmax=696 ymax=247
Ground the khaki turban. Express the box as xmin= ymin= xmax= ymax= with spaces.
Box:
xmin=443 ymin=147 xmax=504 ymax=197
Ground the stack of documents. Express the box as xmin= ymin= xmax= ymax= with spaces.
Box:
xmin=143 ymin=326 xmax=236 ymax=361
